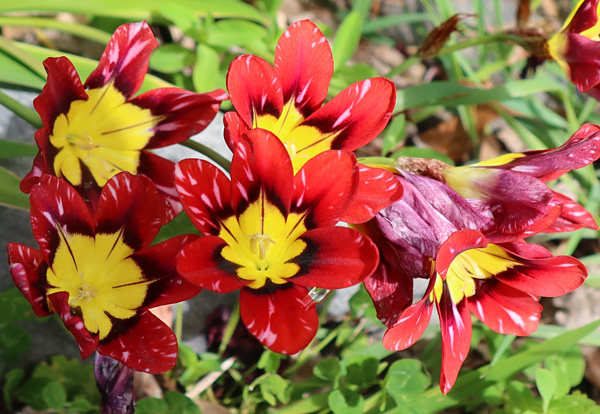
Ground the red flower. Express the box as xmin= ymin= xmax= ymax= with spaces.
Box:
xmin=356 ymin=172 xmax=587 ymax=394
xmin=441 ymin=123 xmax=600 ymax=239
xmin=224 ymin=20 xmax=402 ymax=223
xmin=175 ymin=129 xmax=379 ymax=354
xmin=8 ymin=173 xmax=201 ymax=373
xmin=548 ymin=0 xmax=600 ymax=95
xmin=23 ymin=21 xmax=228 ymax=219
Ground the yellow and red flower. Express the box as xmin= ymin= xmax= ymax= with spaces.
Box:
xmin=22 ymin=21 xmax=228 ymax=219
xmin=224 ymin=20 xmax=402 ymax=223
xmin=175 ymin=129 xmax=379 ymax=354
xmin=8 ymin=173 xmax=201 ymax=373
xmin=547 ymin=0 xmax=600 ymax=95
xmin=357 ymin=172 xmax=587 ymax=394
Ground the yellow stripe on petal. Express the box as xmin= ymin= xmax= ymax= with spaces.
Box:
xmin=441 ymin=166 xmax=496 ymax=199
xmin=440 ymin=244 xmax=517 ymax=304
xmin=50 ymin=83 xmax=162 ymax=187
xmin=474 ymin=153 xmax=524 ymax=167
xmin=46 ymin=231 xmax=148 ymax=339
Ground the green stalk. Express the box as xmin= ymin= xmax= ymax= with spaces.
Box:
xmin=174 ymin=302 xmax=184 ymax=343
xmin=435 ymin=32 xmax=524 ymax=56
xmin=218 ymin=300 xmax=239 ymax=356
xmin=181 ymin=139 xmax=231 ymax=172
xmin=0 ymin=17 xmax=112 ymax=44
xmin=0 ymin=89 xmax=42 ymax=129
xmin=0 ymin=35 xmax=46 ymax=79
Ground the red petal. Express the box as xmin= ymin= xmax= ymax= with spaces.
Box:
xmin=85 ymin=21 xmax=158 ymax=98
xmin=7 ymin=243 xmax=52 ymax=317
xmin=177 ymin=236 xmax=249 ymax=293
xmin=34 ymin=57 xmax=87 ymax=134
xmin=231 ymin=129 xmax=293 ymax=214
xmin=226 ymin=55 xmax=283 ymax=126
xmin=501 ymin=123 xmax=600 ymax=181
xmin=138 ymin=151 xmax=182 ymax=222
xmin=95 ymin=172 xmax=166 ymax=250
xmin=437 ymin=285 xmax=472 ymax=395
xmin=239 ymin=285 xmax=318 ymax=354
xmin=563 ymin=0 xmax=600 ymax=33
xmin=493 ymin=242 xmax=587 ymax=297
xmin=133 ymin=235 xmax=202 ymax=308
xmin=29 ymin=175 xmax=94 ymax=264
xmin=544 ymin=191 xmax=598 ymax=232
xmin=130 ymin=88 xmax=228 ymax=149
xmin=293 ymin=150 xmax=358 ymax=228
xmin=469 ymin=279 xmax=541 ymax=336
xmin=436 ymin=229 xmax=487 ymax=279
xmin=364 ymin=261 xmax=414 ymax=327
xmin=49 ymin=292 xmax=98 ymax=360
xmin=98 ymin=310 xmax=178 ymax=373
xmin=562 ymin=33 xmax=600 ymax=92
xmin=341 ymin=165 xmax=403 ymax=224
xmin=175 ymin=158 xmax=232 ymax=235
xmin=274 ymin=20 xmax=333 ymax=117
xmin=223 ymin=111 xmax=249 ymax=150
xmin=300 ymin=78 xmax=396 ymax=151
xmin=291 ymin=227 xmax=378 ymax=289
xmin=21 ymin=129 xmax=52 ymax=193
xmin=382 ymin=294 xmax=434 ymax=350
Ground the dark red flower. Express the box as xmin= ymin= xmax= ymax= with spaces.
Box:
xmin=175 ymin=129 xmax=379 ymax=354
xmin=8 ymin=172 xmax=201 ymax=373
xmin=23 ymin=21 xmax=228 ymax=219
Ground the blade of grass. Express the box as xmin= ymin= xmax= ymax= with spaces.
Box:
xmin=0 ymin=16 xmax=112 ymax=44
xmin=0 ymin=89 xmax=42 ymax=129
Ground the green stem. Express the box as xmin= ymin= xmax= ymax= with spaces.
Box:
xmin=181 ymin=139 xmax=231 ymax=172
xmin=386 ymin=32 xmax=524 ymax=78
xmin=174 ymin=302 xmax=184 ymax=343
xmin=284 ymin=319 xmax=349 ymax=378
xmin=0 ymin=17 xmax=112 ymax=44
xmin=435 ymin=32 xmax=524 ymax=56
xmin=0 ymin=89 xmax=42 ymax=129
xmin=218 ymin=301 xmax=239 ymax=356
xmin=0 ymin=35 xmax=46 ymax=80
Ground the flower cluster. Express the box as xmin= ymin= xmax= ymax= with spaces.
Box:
xmin=7 ymin=17 xmax=599 ymax=397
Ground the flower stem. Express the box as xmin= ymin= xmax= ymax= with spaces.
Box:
xmin=0 ymin=89 xmax=42 ymax=129
xmin=181 ymin=139 xmax=232 ymax=172
xmin=218 ymin=301 xmax=240 ymax=357
xmin=0 ymin=16 xmax=112 ymax=44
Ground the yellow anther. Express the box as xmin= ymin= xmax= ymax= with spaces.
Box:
xmin=247 ymin=233 xmax=276 ymax=261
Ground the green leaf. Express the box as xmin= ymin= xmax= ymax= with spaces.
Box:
xmin=536 ymin=368 xmax=556 ymax=413
xmin=135 ymin=397 xmax=169 ymax=414
xmin=332 ymin=11 xmax=363 ymax=69
xmin=549 ymin=392 xmax=599 ymax=414
xmin=193 ymin=44 xmax=220 ymax=93
xmin=313 ymin=357 xmax=342 ymax=382
xmin=42 ymin=381 xmax=67 ymax=410
xmin=362 ymin=14 xmax=431 ymax=34
xmin=259 ymin=374 xmax=291 ymax=406
xmin=0 ymin=140 xmax=37 ymax=158
xmin=177 ymin=344 xmax=198 ymax=368
xmin=158 ymin=3 xmax=198 ymax=33
xmin=384 ymin=359 xmax=430 ymax=403
xmin=17 ymin=377 xmax=55 ymax=410
xmin=344 ymin=355 xmax=379 ymax=388
xmin=0 ymin=288 xmax=35 ymax=322
xmin=381 ymin=114 xmax=406 ymax=156
xmin=505 ymin=380 xmax=541 ymax=413
xmin=164 ymin=391 xmax=201 ymax=414
xmin=3 ymin=368 xmax=24 ymax=412
xmin=0 ymin=165 xmax=29 ymax=210
xmin=0 ymin=322 xmax=32 ymax=360
xmin=0 ymin=0 xmax=268 ymax=24
xmin=207 ymin=19 xmax=267 ymax=48
xmin=150 ymin=44 xmax=195 ymax=74
xmin=348 ymin=284 xmax=378 ymax=321
xmin=67 ymin=397 xmax=94 ymax=413
xmin=328 ymin=387 xmax=364 ymax=414
xmin=0 ymin=48 xmax=45 ymax=90
xmin=257 ymin=349 xmax=282 ymax=374
xmin=395 ymin=77 xmax=563 ymax=112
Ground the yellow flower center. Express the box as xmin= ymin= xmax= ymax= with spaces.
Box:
xmin=50 ymin=82 xmax=162 ymax=187
xmin=256 ymin=101 xmax=341 ymax=173
xmin=432 ymin=244 xmax=517 ymax=304
xmin=46 ymin=230 xmax=149 ymax=340
xmin=218 ymin=199 xmax=308 ymax=289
